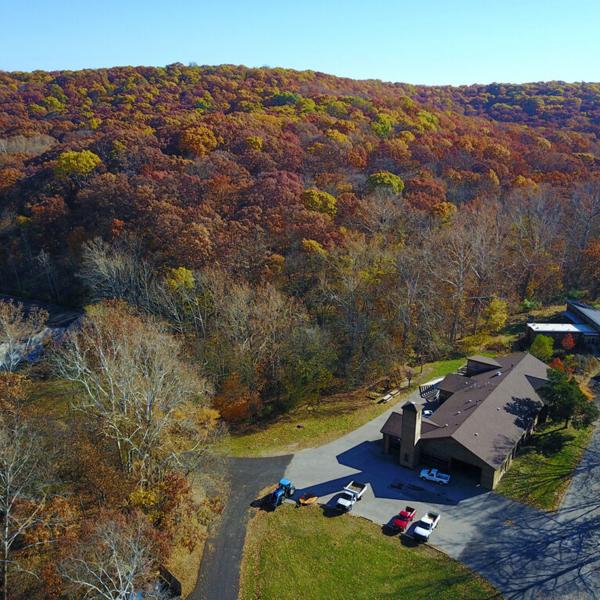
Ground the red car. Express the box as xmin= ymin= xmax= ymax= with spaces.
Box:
xmin=390 ymin=506 xmax=416 ymax=532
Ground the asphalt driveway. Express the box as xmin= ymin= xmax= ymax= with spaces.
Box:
xmin=285 ymin=388 xmax=600 ymax=599
xmin=190 ymin=455 xmax=291 ymax=600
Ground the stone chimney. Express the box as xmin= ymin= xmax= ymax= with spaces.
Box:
xmin=399 ymin=401 xmax=422 ymax=469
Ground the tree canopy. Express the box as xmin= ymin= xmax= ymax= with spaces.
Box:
xmin=541 ymin=368 xmax=599 ymax=428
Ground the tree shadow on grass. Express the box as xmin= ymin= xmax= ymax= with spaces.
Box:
xmin=231 ymin=389 xmax=378 ymax=434
xmin=377 ymin=570 xmax=501 ymax=600
xmin=534 ymin=430 xmax=575 ymax=458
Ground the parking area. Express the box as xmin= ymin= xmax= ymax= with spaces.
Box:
xmin=284 ymin=389 xmax=600 ymax=599
xmin=286 ymin=406 xmax=496 ymax=543
xmin=285 ymin=390 xmax=488 ymax=540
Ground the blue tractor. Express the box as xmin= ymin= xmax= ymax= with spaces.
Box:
xmin=267 ymin=478 xmax=296 ymax=510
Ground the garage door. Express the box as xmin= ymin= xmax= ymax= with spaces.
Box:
xmin=450 ymin=457 xmax=481 ymax=481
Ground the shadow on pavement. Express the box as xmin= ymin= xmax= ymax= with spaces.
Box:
xmin=292 ymin=440 xmax=487 ymax=507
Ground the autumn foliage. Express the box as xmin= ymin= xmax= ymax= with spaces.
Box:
xmin=0 ymin=65 xmax=599 ymax=301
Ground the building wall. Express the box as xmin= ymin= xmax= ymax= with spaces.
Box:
xmin=383 ymin=433 xmax=391 ymax=454
xmin=438 ymin=389 xmax=453 ymax=403
xmin=421 ymin=438 xmax=487 ymax=471
xmin=425 ymin=438 xmax=504 ymax=489
xmin=383 ymin=423 xmax=535 ymax=490
xmin=480 ymin=465 xmax=501 ymax=489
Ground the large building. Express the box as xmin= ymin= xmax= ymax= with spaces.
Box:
xmin=380 ymin=353 xmax=549 ymax=489
xmin=526 ymin=300 xmax=600 ymax=349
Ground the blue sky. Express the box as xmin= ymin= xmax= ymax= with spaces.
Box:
xmin=1 ymin=0 xmax=599 ymax=85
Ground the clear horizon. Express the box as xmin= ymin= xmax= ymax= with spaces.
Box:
xmin=2 ymin=0 xmax=600 ymax=86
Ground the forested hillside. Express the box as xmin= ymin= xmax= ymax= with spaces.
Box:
xmin=1 ymin=64 xmax=600 ymax=411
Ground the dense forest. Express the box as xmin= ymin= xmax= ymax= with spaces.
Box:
xmin=1 ymin=64 xmax=600 ymax=598
xmin=1 ymin=64 xmax=600 ymax=406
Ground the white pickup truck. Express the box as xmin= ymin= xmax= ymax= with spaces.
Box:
xmin=335 ymin=481 xmax=368 ymax=512
xmin=419 ymin=468 xmax=451 ymax=485
xmin=413 ymin=511 xmax=440 ymax=541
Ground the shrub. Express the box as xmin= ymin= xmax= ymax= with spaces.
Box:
xmin=458 ymin=333 xmax=491 ymax=355
xmin=530 ymin=334 xmax=554 ymax=362
xmin=213 ymin=373 xmax=262 ymax=424
xmin=561 ymin=333 xmax=576 ymax=352
xmin=521 ymin=298 xmax=541 ymax=311
xmin=483 ymin=297 xmax=509 ymax=333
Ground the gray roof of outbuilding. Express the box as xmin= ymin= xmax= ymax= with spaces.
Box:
xmin=568 ymin=301 xmax=600 ymax=331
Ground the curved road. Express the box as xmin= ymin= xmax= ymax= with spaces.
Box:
xmin=190 ymin=455 xmax=291 ymax=600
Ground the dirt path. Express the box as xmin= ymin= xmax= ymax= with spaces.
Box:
xmin=190 ymin=455 xmax=292 ymax=600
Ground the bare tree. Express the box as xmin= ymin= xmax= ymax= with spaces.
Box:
xmin=61 ymin=513 xmax=169 ymax=600
xmin=52 ymin=302 xmax=212 ymax=487
xmin=465 ymin=202 xmax=510 ymax=332
xmin=35 ymin=250 xmax=59 ymax=302
xmin=78 ymin=238 xmax=160 ymax=310
xmin=0 ymin=301 xmax=48 ymax=372
xmin=390 ymin=245 xmax=431 ymax=352
xmin=429 ymin=220 xmax=475 ymax=344
xmin=0 ymin=413 xmax=48 ymax=600
xmin=505 ymin=186 xmax=564 ymax=300
xmin=354 ymin=190 xmax=405 ymax=236
xmin=208 ymin=273 xmax=308 ymax=390
xmin=79 ymin=239 xmax=218 ymax=342
xmin=568 ymin=180 xmax=600 ymax=285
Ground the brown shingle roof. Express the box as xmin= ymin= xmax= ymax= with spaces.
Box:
xmin=438 ymin=373 xmax=474 ymax=394
xmin=380 ymin=411 xmax=442 ymax=438
xmin=424 ymin=353 xmax=548 ymax=468
xmin=467 ymin=355 xmax=502 ymax=368
xmin=381 ymin=412 xmax=404 ymax=437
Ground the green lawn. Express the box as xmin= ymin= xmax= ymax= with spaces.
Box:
xmin=219 ymin=357 xmax=474 ymax=458
xmin=496 ymin=420 xmax=594 ymax=511
xmin=217 ymin=386 xmax=412 ymax=457
xmin=422 ymin=357 xmax=468 ymax=380
xmin=240 ymin=505 xmax=499 ymax=600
